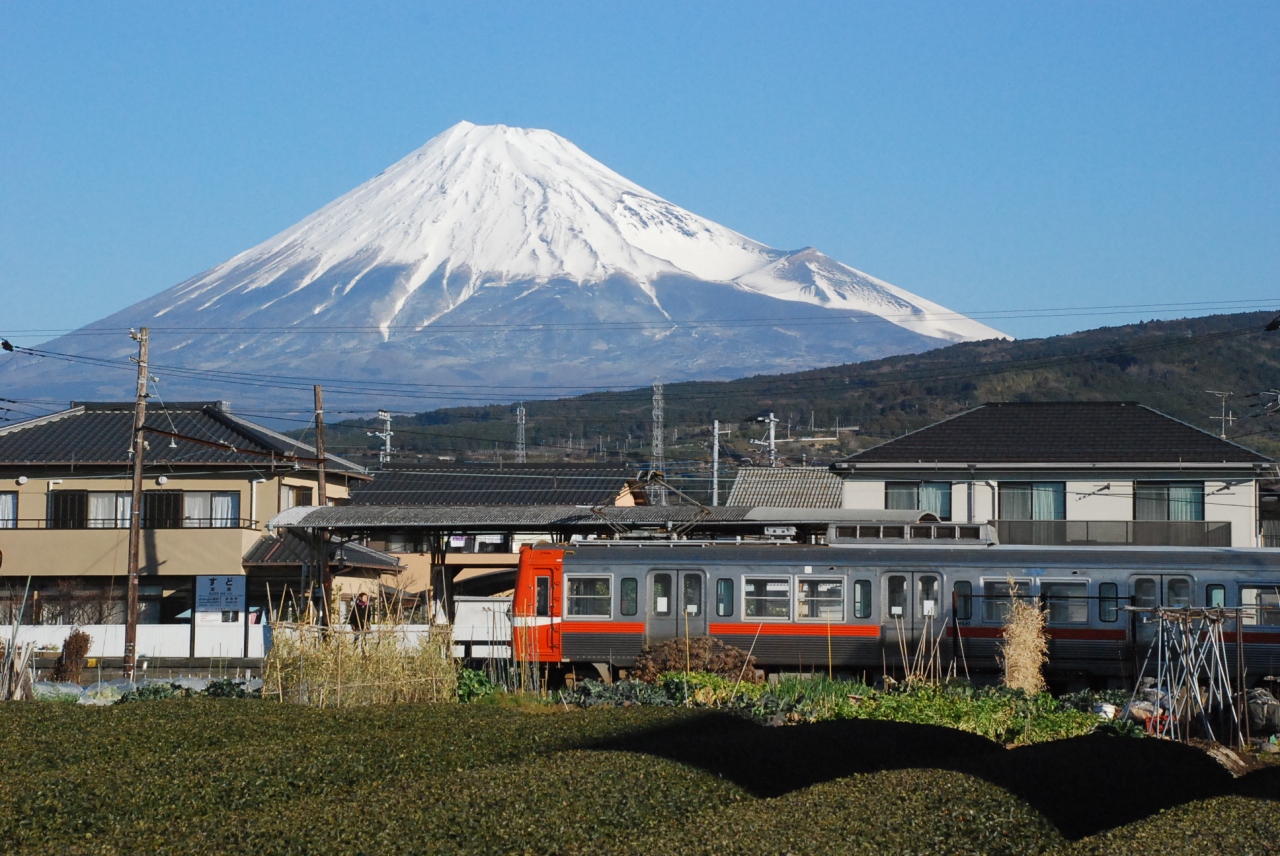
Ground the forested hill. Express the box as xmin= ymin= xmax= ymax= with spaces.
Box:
xmin=319 ymin=311 xmax=1280 ymax=465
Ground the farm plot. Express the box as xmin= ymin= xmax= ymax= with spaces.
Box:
xmin=1 ymin=701 xmax=1278 ymax=854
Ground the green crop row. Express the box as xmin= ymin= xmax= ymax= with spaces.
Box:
xmin=1 ymin=701 xmax=1276 ymax=854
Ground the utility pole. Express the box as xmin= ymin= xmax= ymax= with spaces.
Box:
xmin=123 ymin=327 xmax=149 ymax=682
xmin=652 ymin=379 xmax=666 ymax=506
xmin=367 ymin=409 xmax=393 ymax=467
xmin=1206 ymin=390 xmax=1235 ymax=439
xmin=516 ymin=403 xmax=526 ymax=463
xmin=711 ymin=420 xmax=732 ymax=506
xmin=752 ymin=412 xmax=779 ymax=467
xmin=313 ymin=386 xmax=330 ymax=623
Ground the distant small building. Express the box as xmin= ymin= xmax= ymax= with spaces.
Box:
xmin=830 ymin=401 xmax=1274 ymax=548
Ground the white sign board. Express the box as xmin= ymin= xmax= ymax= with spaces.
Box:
xmin=196 ymin=575 xmax=245 ymax=613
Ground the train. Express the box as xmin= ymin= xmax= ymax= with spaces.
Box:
xmin=511 ymin=536 xmax=1280 ymax=685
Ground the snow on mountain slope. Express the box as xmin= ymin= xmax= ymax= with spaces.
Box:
xmin=152 ymin=122 xmax=1003 ymax=343
xmin=4 ymin=122 xmax=1007 ymax=410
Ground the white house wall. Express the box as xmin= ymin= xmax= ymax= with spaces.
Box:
xmin=842 ymin=480 xmax=885 ymax=511
xmin=1065 ymin=482 xmax=1133 ymax=521
xmin=1206 ymin=480 xmax=1258 ymax=548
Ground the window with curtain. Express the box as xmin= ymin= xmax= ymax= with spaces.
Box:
xmin=211 ymin=492 xmax=240 ymax=527
xmin=1134 ymin=482 xmax=1204 ymax=521
xmin=998 ymin=483 xmax=1065 ymax=520
xmin=885 ymin=482 xmax=952 ymax=521
xmin=0 ymin=492 xmax=16 ymax=528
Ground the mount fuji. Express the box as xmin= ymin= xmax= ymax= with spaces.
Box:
xmin=4 ymin=122 xmax=1005 ymax=411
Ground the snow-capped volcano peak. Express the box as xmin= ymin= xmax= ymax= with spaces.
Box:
xmin=6 ymin=122 xmax=1006 ymax=410
xmin=154 ymin=121 xmax=1002 ymax=344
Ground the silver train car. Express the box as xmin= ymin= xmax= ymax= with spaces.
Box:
xmin=512 ymin=541 xmax=1280 ymax=684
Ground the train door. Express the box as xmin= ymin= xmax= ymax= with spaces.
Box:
xmin=646 ymin=569 xmax=707 ymax=644
xmin=1130 ymin=573 xmax=1194 ymax=649
xmin=882 ymin=570 xmax=944 ymax=663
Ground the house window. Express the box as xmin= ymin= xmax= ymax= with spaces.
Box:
xmin=744 ymin=578 xmax=790 ymax=619
xmin=999 ymin=483 xmax=1065 ymax=520
xmin=279 ymin=485 xmax=314 ymax=511
xmin=88 ymin=492 xmax=131 ymax=528
xmin=47 ymin=490 xmax=88 ymax=529
xmin=565 ymin=577 xmax=611 ymax=617
xmin=182 ymin=492 xmax=241 ymax=528
xmin=142 ymin=491 xmax=183 ymax=529
xmin=1134 ymin=482 xmax=1204 ymax=521
xmin=0 ymin=492 xmax=17 ymax=528
xmin=885 ymin=482 xmax=952 ymax=521
xmin=797 ymin=578 xmax=844 ymax=621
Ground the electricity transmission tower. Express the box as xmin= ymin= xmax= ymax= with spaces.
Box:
xmin=516 ymin=403 xmax=526 ymax=464
xmin=652 ymin=379 xmax=667 ymax=506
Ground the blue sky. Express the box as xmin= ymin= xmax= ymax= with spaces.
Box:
xmin=1 ymin=2 xmax=1276 ymax=342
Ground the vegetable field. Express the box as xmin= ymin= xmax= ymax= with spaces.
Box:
xmin=1 ymin=701 xmax=1278 ymax=854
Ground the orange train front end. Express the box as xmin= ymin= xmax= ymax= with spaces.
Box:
xmin=512 ymin=545 xmax=563 ymax=663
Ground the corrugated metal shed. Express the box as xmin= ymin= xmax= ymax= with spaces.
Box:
xmin=727 ymin=467 xmax=843 ymax=508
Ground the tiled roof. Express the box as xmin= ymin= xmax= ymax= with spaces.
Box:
xmin=726 ymin=467 xmax=843 ymax=508
xmin=350 ymin=465 xmax=639 ymax=506
xmin=0 ymin=401 xmax=364 ymax=473
xmin=243 ymin=532 xmax=400 ymax=569
xmin=838 ymin=402 xmax=1272 ymax=466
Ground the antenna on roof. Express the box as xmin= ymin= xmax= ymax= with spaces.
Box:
xmin=1206 ymin=390 xmax=1235 ymax=439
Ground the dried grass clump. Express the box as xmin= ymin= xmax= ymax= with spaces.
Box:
xmin=50 ymin=629 xmax=91 ymax=684
xmin=262 ymin=594 xmax=455 ymax=707
xmin=999 ymin=578 xmax=1047 ymax=695
xmin=633 ymin=637 xmax=760 ymax=684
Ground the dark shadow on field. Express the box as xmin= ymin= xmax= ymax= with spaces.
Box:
xmin=583 ymin=713 xmax=1280 ymax=840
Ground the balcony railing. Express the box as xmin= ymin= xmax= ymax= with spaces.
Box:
xmin=995 ymin=520 xmax=1231 ymax=548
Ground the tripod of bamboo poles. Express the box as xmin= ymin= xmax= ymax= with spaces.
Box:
xmin=1125 ymin=606 xmax=1245 ymax=746
xmin=891 ymin=610 xmax=954 ymax=685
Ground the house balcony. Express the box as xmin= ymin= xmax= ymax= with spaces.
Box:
xmin=994 ymin=520 xmax=1232 ymax=548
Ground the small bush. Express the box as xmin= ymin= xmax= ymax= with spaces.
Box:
xmin=49 ymin=629 xmax=91 ymax=684
xmin=632 ymin=636 xmax=760 ymax=684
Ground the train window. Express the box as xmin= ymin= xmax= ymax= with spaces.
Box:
xmin=566 ymin=577 xmax=611 ymax=617
xmin=716 ymin=579 xmax=734 ymax=617
xmin=1099 ymin=582 xmax=1119 ymax=622
xmin=1241 ymin=586 xmax=1280 ymax=626
xmin=887 ymin=575 xmax=907 ymax=617
xmin=1166 ymin=578 xmax=1191 ymax=608
xmin=683 ymin=575 xmax=703 ymax=617
xmin=983 ymin=580 xmax=1014 ymax=623
xmin=535 ymin=577 xmax=550 ymax=617
xmin=798 ymin=579 xmax=844 ymax=621
xmin=918 ymin=575 xmax=939 ymax=619
xmin=854 ymin=580 xmax=872 ymax=619
xmin=1207 ymin=584 xmax=1226 ymax=609
xmin=1133 ymin=578 xmax=1158 ymax=609
xmin=1042 ymin=582 xmax=1088 ymax=625
xmin=652 ymin=573 xmax=672 ymax=617
xmin=620 ymin=578 xmax=638 ymax=616
xmin=744 ymin=578 xmax=790 ymax=619
xmin=954 ymin=581 xmax=972 ymax=621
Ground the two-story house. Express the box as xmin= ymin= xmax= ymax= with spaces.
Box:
xmin=830 ymin=402 xmax=1274 ymax=548
xmin=0 ymin=401 xmax=367 ymax=660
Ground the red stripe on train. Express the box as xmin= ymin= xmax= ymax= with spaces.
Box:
xmin=1224 ymin=632 xmax=1280 ymax=645
xmin=709 ymin=623 xmax=880 ymax=638
xmin=560 ymin=622 xmax=645 ymax=634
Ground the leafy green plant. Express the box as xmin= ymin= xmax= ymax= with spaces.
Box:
xmin=456 ymin=668 xmax=498 ymax=703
